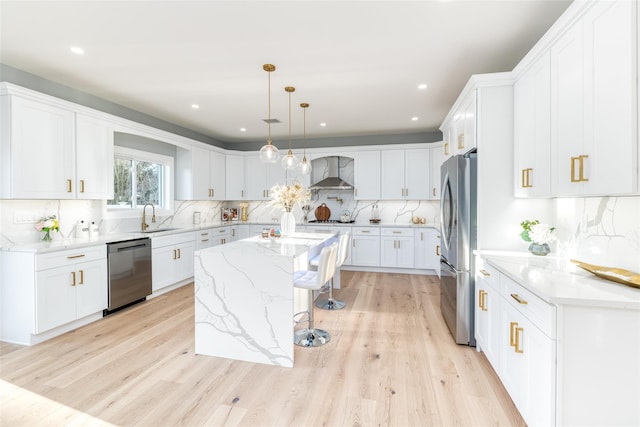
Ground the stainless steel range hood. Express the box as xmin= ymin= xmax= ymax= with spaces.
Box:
xmin=309 ymin=156 xmax=354 ymax=191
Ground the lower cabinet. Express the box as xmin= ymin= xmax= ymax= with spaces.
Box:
xmin=380 ymin=228 xmax=414 ymax=268
xmin=152 ymin=231 xmax=195 ymax=292
xmin=413 ymin=228 xmax=440 ymax=272
xmin=0 ymin=245 xmax=107 ymax=345
xmin=474 ymin=264 xmax=500 ymax=368
xmin=350 ymin=227 xmax=380 ymax=267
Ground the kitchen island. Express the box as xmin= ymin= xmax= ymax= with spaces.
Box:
xmin=194 ymin=231 xmax=338 ymax=367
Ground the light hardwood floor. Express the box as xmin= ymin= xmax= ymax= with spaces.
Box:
xmin=0 ymin=271 xmax=525 ymax=427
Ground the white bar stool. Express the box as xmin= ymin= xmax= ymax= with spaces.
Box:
xmin=312 ymin=232 xmax=349 ymax=310
xmin=293 ymin=242 xmax=338 ymax=347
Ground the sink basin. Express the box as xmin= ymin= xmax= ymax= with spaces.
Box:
xmin=140 ymin=227 xmax=181 ymax=234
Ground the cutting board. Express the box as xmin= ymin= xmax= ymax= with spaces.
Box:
xmin=315 ymin=203 xmax=331 ymax=221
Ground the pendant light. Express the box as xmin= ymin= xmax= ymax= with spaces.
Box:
xmin=281 ymin=86 xmax=300 ymax=170
xmin=299 ymin=102 xmax=312 ymax=176
xmin=259 ymin=64 xmax=280 ymax=163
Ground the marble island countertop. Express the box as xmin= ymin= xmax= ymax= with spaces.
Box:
xmin=476 ymin=250 xmax=640 ymax=310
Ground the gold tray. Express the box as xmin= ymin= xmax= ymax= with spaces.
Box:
xmin=571 ymin=259 xmax=640 ymax=289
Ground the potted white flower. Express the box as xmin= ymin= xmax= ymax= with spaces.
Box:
xmin=520 ymin=219 xmax=556 ymax=256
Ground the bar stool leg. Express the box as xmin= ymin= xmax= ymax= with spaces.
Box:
xmin=294 ymin=286 xmax=331 ymax=347
xmin=315 ymin=277 xmax=346 ymax=310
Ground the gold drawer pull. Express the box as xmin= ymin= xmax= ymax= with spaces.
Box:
xmin=71 ymin=271 xmax=76 ymax=286
xmin=361 ymin=230 xmax=370 ymax=233
xmin=479 ymin=269 xmax=490 ymax=277
xmin=510 ymin=293 xmax=528 ymax=305
xmin=509 ymin=321 xmax=518 ymax=347
xmin=67 ymin=254 xmax=86 ymax=259
xmin=436 ymin=245 xmax=440 ymax=256
xmin=515 ymin=327 xmax=524 ymax=354
xmin=80 ymin=179 xmax=85 ymax=193
xmin=67 ymin=179 xmax=72 ymax=193
xmin=79 ymin=269 xmax=84 ymax=285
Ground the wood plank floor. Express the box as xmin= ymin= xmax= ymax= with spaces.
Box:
xmin=0 ymin=272 xmax=525 ymax=427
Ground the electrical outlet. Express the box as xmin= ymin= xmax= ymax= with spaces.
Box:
xmin=14 ymin=212 xmax=39 ymax=224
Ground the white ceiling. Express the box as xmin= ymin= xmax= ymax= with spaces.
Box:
xmin=0 ymin=0 xmax=572 ymax=144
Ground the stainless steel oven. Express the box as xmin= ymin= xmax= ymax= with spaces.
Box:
xmin=105 ymin=238 xmax=152 ymax=315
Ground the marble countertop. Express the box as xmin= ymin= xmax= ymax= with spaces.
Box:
xmin=476 ymin=250 xmax=640 ymax=310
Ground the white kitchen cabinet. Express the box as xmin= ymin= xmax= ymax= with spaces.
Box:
xmin=0 ymin=94 xmax=75 ymax=199
xmin=350 ymin=227 xmax=380 ymax=267
xmin=176 ymin=146 xmax=226 ymax=200
xmin=353 ymin=150 xmax=380 ymax=200
xmin=152 ymin=231 xmax=195 ymax=292
xmin=514 ymin=51 xmax=551 ymax=198
xmin=429 ymin=143 xmax=445 ymax=200
xmin=455 ymin=91 xmax=477 ymax=155
xmin=0 ymin=245 xmax=107 ymax=345
xmin=75 ymin=113 xmax=114 ymax=200
xmin=551 ymin=0 xmax=637 ymax=196
xmin=244 ymin=154 xmax=287 ymax=200
xmin=474 ymin=262 xmax=501 ymax=371
xmin=194 ymin=228 xmax=214 ymax=250
xmin=225 ymin=153 xmax=245 ymax=200
xmin=305 ymin=224 xmax=352 ymax=266
xmin=413 ymin=228 xmax=440 ymax=271
xmin=380 ymin=228 xmax=414 ymax=268
xmin=211 ymin=226 xmax=231 ymax=246
xmin=380 ymin=149 xmax=430 ymax=200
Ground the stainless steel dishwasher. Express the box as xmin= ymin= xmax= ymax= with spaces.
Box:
xmin=105 ymin=238 xmax=152 ymax=315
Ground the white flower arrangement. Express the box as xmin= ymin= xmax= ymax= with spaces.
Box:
xmin=269 ymin=182 xmax=310 ymax=212
xmin=520 ymin=219 xmax=556 ymax=245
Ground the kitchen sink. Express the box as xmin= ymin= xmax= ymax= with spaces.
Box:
xmin=140 ymin=227 xmax=181 ymax=234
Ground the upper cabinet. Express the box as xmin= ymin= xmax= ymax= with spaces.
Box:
xmin=353 ymin=150 xmax=380 ymax=200
xmin=514 ymin=51 xmax=551 ymax=198
xmin=244 ymin=153 xmax=286 ymax=200
xmin=0 ymin=93 xmax=113 ymax=200
xmin=429 ymin=143 xmax=445 ymax=200
xmin=176 ymin=146 xmax=226 ymax=200
xmin=514 ymin=0 xmax=638 ymax=197
xmin=380 ymin=148 xmax=430 ymax=200
xmin=225 ymin=153 xmax=245 ymax=200
xmin=439 ymin=89 xmax=477 ymax=159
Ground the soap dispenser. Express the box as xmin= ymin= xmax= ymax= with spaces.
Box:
xmin=75 ymin=220 xmax=89 ymax=239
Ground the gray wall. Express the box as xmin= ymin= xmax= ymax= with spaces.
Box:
xmin=1 ymin=63 xmax=443 ymax=150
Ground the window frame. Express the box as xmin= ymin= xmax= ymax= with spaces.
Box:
xmin=104 ymin=146 xmax=174 ymax=219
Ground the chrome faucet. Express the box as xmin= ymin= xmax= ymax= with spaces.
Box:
xmin=142 ymin=204 xmax=156 ymax=231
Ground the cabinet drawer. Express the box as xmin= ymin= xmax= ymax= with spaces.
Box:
xmin=213 ymin=226 xmax=230 ymax=237
xmin=380 ymin=228 xmax=413 ymax=237
xmin=36 ymin=245 xmax=106 ymax=271
xmin=501 ymin=274 xmax=556 ymax=339
xmin=352 ymin=227 xmax=380 ymax=236
xmin=195 ymin=229 xmax=213 ymax=250
xmin=476 ymin=260 xmax=500 ymax=287
xmin=152 ymin=231 xmax=195 ymax=248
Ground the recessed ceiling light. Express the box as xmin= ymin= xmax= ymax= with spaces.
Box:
xmin=418 ymin=84 xmax=427 ymax=90
xmin=240 ymin=128 xmax=246 ymax=132
xmin=70 ymin=46 xmax=85 ymax=55
xmin=411 ymin=117 xmax=419 ymax=121
xmin=191 ymin=104 xmax=199 ymax=109
xmin=320 ymin=122 xmax=327 ymax=127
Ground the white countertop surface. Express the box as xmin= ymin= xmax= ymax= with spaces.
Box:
xmin=475 ymin=250 xmax=640 ymax=310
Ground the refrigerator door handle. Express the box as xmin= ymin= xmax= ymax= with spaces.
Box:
xmin=440 ymin=256 xmax=458 ymax=273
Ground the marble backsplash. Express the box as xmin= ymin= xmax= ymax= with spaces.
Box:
xmin=2 ymin=195 xmax=638 ymax=273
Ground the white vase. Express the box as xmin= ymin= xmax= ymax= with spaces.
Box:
xmin=281 ymin=211 xmax=296 ymax=237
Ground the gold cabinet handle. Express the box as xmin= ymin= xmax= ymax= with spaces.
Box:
xmin=457 ymin=134 xmax=464 ymax=149
xmin=444 ymin=142 xmax=450 ymax=155
xmin=432 ymin=187 xmax=436 ymax=197
xmin=570 ymin=156 xmax=580 ymax=182
xmin=510 ymin=293 xmax=528 ymax=305
xmin=241 ymin=190 xmax=244 ymax=198
xmin=71 ymin=271 xmax=76 ymax=286
xmin=397 ymin=240 xmax=400 ymax=249
xmin=420 ymin=232 xmax=424 ymax=241
xmin=79 ymin=269 xmax=84 ymax=285
xmin=361 ymin=230 xmax=370 ymax=233
xmin=173 ymin=249 xmax=177 ymax=260
xmin=570 ymin=155 xmax=589 ymax=183
xmin=177 ymin=248 xmax=181 ymax=259
xmin=212 ymin=188 xmax=214 ymax=197
xmin=393 ymin=231 xmax=402 ymax=234
xmin=515 ymin=327 xmax=524 ymax=354
xmin=67 ymin=179 xmax=72 ymax=193
xmin=232 ymin=229 xmax=235 ymax=237
xmin=436 ymin=245 xmax=440 ymax=256
xmin=67 ymin=254 xmax=85 ymax=259
xmin=579 ymin=155 xmax=588 ymax=182
xmin=509 ymin=321 xmax=518 ymax=347
xmin=201 ymin=239 xmax=209 ymax=243
xmin=80 ymin=179 xmax=85 ymax=193
xmin=521 ymin=168 xmax=533 ymax=188
xmin=479 ymin=269 xmax=490 ymax=277
xmin=219 ymin=229 xmax=226 ymax=233
xmin=526 ymin=168 xmax=533 ymax=188
xmin=478 ymin=290 xmax=488 ymax=311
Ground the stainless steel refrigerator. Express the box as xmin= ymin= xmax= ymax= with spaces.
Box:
xmin=439 ymin=151 xmax=477 ymax=346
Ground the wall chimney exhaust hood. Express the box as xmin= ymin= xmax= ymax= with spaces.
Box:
xmin=309 ymin=156 xmax=354 ymax=191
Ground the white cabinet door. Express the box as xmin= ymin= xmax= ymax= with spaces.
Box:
xmin=475 ymin=268 xmax=500 ymax=369
xmin=209 ymin=150 xmax=226 ymax=200
xmin=414 ymin=228 xmax=439 ymax=270
xmin=453 ymin=92 xmax=477 ymax=155
xmin=404 ymin=148 xmax=430 ymax=200
xmin=245 ymin=155 xmax=268 ymax=200
xmin=395 ymin=236 xmax=414 ymax=268
xmin=354 ymin=151 xmax=380 ymax=200
xmin=380 ymin=235 xmax=397 ymax=268
xmin=35 ymin=267 xmax=77 ymax=333
xmin=225 ymin=154 xmax=245 ymax=200
xmin=429 ymin=144 xmax=445 ymax=200
xmin=351 ymin=233 xmax=380 ymax=267
xmin=174 ymin=241 xmax=195 ymax=282
xmin=381 ymin=150 xmax=405 ymax=199
xmin=195 ymin=229 xmax=213 ymax=250
xmin=75 ymin=114 xmax=114 ymax=200
xmin=266 ymin=162 xmax=287 ymax=192
xmin=3 ymin=96 xmax=75 ymax=199
xmin=75 ymin=259 xmax=108 ymax=319
xmin=176 ymin=147 xmax=225 ymax=200
xmin=152 ymin=245 xmax=177 ymax=292
xmin=514 ymin=52 xmax=551 ymax=198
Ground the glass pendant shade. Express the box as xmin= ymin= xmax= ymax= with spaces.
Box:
xmin=259 ymin=139 xmax=279 ymax=163
xmin=282 ymin=149 xmax=300 ymax=170
xmin=300 ymin=156 xmax=312 ymax=175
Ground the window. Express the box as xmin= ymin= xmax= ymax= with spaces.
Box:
xmin=107 ymin=146 xmax=173 ymax=215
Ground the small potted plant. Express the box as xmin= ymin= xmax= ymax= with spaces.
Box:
xmin=520 ymin=219 xmax=556 ymax=256
xmin=35 ymin=215 xmax=60 ymax=242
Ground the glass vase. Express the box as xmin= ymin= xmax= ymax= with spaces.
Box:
xmin=42 ymin=230 xmax=52 ymax=242
xmin=528 ymin=243 xmax=550 ymax=256
xmin=281 ymin=210 xmax=296 ymax=237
